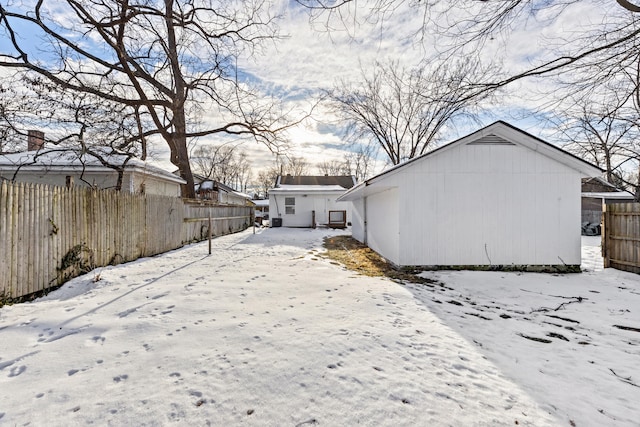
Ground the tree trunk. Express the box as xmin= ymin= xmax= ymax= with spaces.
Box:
xmin=170 ymin=130 xmax=195 ymax=199
xmin=164 ymin=0 xmax=195 ymax=199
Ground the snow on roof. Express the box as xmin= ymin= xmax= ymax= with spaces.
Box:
xmin=270 ymin=184 xmax=348 ymax=193
xmin=253 ymin=199 xmax=269 ymax=207
xmin=232 ymin=190 xmax=252 ymax=200
xmin=582 ymin=191 xmax=635 ymax=200
xmin=0 ymin=149 xmax=185 ymax=184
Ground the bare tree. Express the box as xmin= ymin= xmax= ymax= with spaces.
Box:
xmin=344 ymin=142 xmax=378 ymax=181
xmin=283 ymin=156 xmax=310 ymax=176
xmin=225 ymin=151 xmax=252 ymax=192
xmin=191 ymin=144 xmax=237 ymax=180
xmin=252 ymin=154 xmax=313 ymax=197
xmin=330 ymin=60 xmax=494 ymax=165
xmin=0 ymin=79 xmax=25 ymax=154
xmin=298 ymin=1 xmax=640 ymax=110
xmin=0 ymin=1 xmax=294 ymax=198
xmin=0 ymin=115 xmax=21 ymax=155
xmin=555 ymin=95 xmax=640 ymax=195
xmin=253 ymin=167 xmax=279 ymax=198
xmin=1 ymin=74 xmax=154 ymax=190
xmin=191 ymin=144 xmax=253 ymax=191
xmin=317 ymin=159 xmax=350 ymax=175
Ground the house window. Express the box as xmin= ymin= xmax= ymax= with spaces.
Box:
xmin=285 ymin=197 xmax=295 ymax=214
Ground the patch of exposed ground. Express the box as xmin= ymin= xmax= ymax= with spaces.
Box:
xmin=322 ymin=235 xmax=437 ymax=286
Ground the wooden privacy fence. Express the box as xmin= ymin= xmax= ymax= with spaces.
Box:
xmin=0 ymin=181 xmax=252 ymax=300
xmin=182 ymin=200 xmax=253 ymax=243
xmin=602 ymin=202 xmax=640 ymax=274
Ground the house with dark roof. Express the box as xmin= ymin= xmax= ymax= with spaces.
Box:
xmin=338 ymin=121 xmax=602 ymax=271
xmin=276 ymin=175 xmax=357 ymax=188
xmin=581 ymin=177 xmax=635 ymax=234
xmin=269 ymin=175 xmax=356 ymax=228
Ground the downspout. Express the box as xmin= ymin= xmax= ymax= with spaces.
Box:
xmin=363 ymin=180 xmax=369 ymax=245
xmin=363 ymin=195 xmax=368 ymax=245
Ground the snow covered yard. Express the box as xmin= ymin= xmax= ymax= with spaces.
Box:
xmin=0 ymin=229 xmax=637 ymax=426
xmin=414 ymin=236 xmax=640 ymax=427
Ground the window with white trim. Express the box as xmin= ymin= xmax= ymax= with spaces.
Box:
xmin=285 ymin=197 xmax=295 ymax=214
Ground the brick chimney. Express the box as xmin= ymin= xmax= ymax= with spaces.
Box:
xmin=27 ymin=130 xmax=45 ymax=151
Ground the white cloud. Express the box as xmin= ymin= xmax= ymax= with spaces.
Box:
xmin=4 ymin=1 xmax=620 ymax=181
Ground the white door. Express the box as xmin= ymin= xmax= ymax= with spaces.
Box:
xmin=313 ymin=196 xmax=328 ymax=225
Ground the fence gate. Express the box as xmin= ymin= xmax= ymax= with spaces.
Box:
xmin=602 ymin=202 xmax=640 ymax=274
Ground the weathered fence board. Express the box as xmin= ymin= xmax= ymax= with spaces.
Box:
xmin=0 ymin=181 xmax=252 ymax=300
xmin=603 ymin=203 xmax=640 ymax=274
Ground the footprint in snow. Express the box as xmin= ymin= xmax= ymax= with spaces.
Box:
xmin=118 ymin=305 xmax=147 ymax=318
xmin=90 ymin=336 xmax=106 ymax=344
xmin=113 ymin=374 xmax=128 ymax=382
xmin=9 ymin=365 xmax=26 ymax=377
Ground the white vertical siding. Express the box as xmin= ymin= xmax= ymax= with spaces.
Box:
xmin=366 ymin=188 xmax=400 ymax=265
xmin=269 ymin=191 xmax=352 ymax=228
xmin=269 ymin=194 xmax=314 ymax=227
xmin=350 ymin=198 xmax=365 ymax=243
xmin=397 ymin=142 xmax=583 ymax=266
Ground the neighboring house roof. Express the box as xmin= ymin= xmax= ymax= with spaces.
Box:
xmin=339 ymin=120 xmax=603 ymax=201
xmin=582 ymin=176 xmax=618 ymax=192
xmin=252 ymin=199 xmax=269 ymax=207
xmin=276 ymin=175 xmax=356 ymax=189
xmin=582 ymin=191 xmax=635 ymax=200
xmin=581 ymin=177 xmax=635 ymax=200
xmin=0 ymin=149 xmax=186 ymax=185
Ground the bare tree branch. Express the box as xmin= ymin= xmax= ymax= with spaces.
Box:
xmin=0 ymin=1 xmax=293 ymax=198
xmin=329 ymin=59 xmax=496 ymax=165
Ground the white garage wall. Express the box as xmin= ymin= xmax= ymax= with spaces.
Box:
xmin=350 ymin=198 xmax=365 ymax=243
xmin=365 ymin=187 xmax=400 ymax=265
xmin=397 ymin=141 xmax=583 ymax=266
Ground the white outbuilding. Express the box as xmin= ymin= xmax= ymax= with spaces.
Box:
xmin=337 ymin=121 xmax=602 ymax=271
xmin=269 ymin=175 xmax=356 ymax=228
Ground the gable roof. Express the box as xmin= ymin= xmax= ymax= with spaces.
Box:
xmin=581 ymin=176 xmax=621 ymax=192
xmin=269 ymin=184 xmax=348 ymax=194
xmin=339 ymin=121 xmax=603 ymax=201
xmin=0 ymin=149 xmax=186 ymax=185
xmin=276 ymin=175 xmax=356 ymax=189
